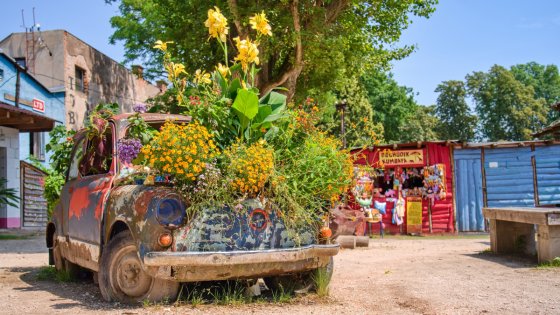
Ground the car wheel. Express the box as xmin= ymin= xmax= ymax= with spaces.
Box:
xmin=264 ymin=257 xmax=334 ymax=293
xmin=98 ymin=230 xmax=179 ymax=304
xmin=52 ymin=233 xmax=65 ymax=271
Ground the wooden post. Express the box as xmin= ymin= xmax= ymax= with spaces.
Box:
xmin=425 ymin=145 xmax=432 ymax=233
xmin=481 ymin=147 xmax=488 ymax=231
xmin=531 ymin=145 xmax=540 ymax=206
xmin=449 ymin=145 xmax=458 ymax=233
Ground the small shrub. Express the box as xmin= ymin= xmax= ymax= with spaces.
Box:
xmin=36 ymin=266 xmax=72 ymax=282
xmin=538 ymin=257 xmax=560 ymax=268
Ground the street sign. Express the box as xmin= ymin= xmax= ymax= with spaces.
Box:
xmin=32 ymin=99 xmax=45 ymax=113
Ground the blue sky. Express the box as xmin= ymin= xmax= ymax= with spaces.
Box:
xmin=1 ymin=1 xmax=560 ymax=106
xmin=391 ymin=0 xmax=560 ymax=105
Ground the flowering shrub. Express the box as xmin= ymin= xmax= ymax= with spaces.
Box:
xmin=225 ymin=140 xmax=274 ymax=196
xmin=117 ymin=138 xmax=142 ymax=165
xmin=144 ymin=7 xmax=358 ymax=232
xmin=141 ymin=121 xmax=218 ymax=182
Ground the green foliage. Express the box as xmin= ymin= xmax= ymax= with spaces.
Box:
xmin=0 ymin=178 xmax=19 ymax=208
xmin=361 ymin=69 xmax=423 ymax=143
xmin=269 ymin=124 xmax=354 ymax=228
xmin=399 ymin=105 xmax=441 ymax=142
xmin=127 ymin=113 xmax=155 ymax=144
xmin=40 ymin=125 xmax=77 ymax=219
xmin=43 ymin=174 xmax=65 ymax=219
xmin=45 ymin=125 xmax=76 ymax=175
xmin=510 ymin=62 xmax=560 ymax=123
xmin=434 ymin=80 xmax=477 ymax=141
xmin=107 ymin=0 xmax=437 ymax=100
xmin=319 ymin=77 xmax=384 ymax=148
xmin=466 ymin=65 xmax=548 ymax=141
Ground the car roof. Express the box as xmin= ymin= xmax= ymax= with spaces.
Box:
xmin=112 ymin=113 xmax=192 ymax=122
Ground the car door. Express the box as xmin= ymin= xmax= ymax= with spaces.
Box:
xmin=63 ymin=124 xmax=116 ymax=269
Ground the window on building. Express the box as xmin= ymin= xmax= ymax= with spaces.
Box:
xmin=75 ymin=66 xmax=86 ymax=92
xmin=0 ymin=68 xmax=3 ymax=82
xmin=15 ymin=57 xmax=26 ymax=69
xmin=30 ymin=132 xmax=46 ymax=161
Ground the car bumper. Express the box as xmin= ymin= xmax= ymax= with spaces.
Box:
xmin=142 ymin=244 xmax=339 ymax=282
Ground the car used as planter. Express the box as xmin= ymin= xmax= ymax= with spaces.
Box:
xmin=46 ymin=113 xmax=339 ymax=303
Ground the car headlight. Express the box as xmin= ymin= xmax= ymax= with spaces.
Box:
xmin=155 ymin=197 xmax=185 ymax=228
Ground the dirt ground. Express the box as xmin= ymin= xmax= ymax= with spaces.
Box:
xmin=0 ymin=234 xmax=559 ymax=315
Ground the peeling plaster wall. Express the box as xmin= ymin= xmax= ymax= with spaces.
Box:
xmin=0 ymin=30 xmax=161 ymax=130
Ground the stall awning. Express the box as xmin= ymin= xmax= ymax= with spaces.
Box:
xmin=0 ymin=102 xmax=55 ymax=132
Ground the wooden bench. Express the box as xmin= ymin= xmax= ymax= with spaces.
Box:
xmin=483 ymin=207 xmax=560 ymax=263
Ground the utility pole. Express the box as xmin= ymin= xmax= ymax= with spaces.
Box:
xmin=15 ymin=65 xmax=21 ymax=108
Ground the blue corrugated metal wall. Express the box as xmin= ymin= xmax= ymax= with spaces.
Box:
xmin=484 ymin=147 xmax=535 ymax=207
xmin=534 ymin=146 xmax=560 ymax=205
xmin=454 ymin=149 xmax=485 ymax=231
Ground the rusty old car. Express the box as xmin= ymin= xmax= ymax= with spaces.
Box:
xmin=46 ymin=113 xmax=339 ymax=303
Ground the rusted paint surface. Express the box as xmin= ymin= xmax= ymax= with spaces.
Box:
xmin=330 ymin=205 xmax=367 ymax=238
xmin=174 ymin=199 xmax=316 ymax=252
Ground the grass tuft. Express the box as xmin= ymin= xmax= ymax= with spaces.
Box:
xmin=312 ymin=268 xmax=331 ymax=297
xmin=538 ymin=257 xmax=560 ymax=268
xmin=0 ymin=234 xmax=30 ymax=240
xmin=36 ymin=266 xmax=72 ymax=282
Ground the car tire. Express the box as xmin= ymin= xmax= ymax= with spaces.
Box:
xmin=264 ymin=257 xmax=334 ymax=293
xmin=98 ymin=230 xmax=179 ymax=304
xmin=52 ymin=233 xmax=65 ymax=272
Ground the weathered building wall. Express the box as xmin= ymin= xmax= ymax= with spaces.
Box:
xmin=1 ymin=30 xmax=161 ymax=130
xmin=64 ymin=32 xmax=160 ymax=129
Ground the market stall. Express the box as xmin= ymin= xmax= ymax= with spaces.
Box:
xmin=349 ymin=142 xmax=456 ymax=235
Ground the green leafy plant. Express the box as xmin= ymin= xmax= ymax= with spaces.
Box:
xmin=0 ymin=178 xmax=19 ymax=208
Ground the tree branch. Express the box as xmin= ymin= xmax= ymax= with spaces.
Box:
xmin=325 ymin=0 xmax=350 ymax=24
xmin=261 ymin=0 xmax=303 ymax=96
xmin=227 ymin=0 xmax=247 ymax=38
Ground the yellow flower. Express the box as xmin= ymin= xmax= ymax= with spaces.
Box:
xmin=233 ymin=37 xmax=260 ymax=71
xmin=215 ymin=63 xmax=230 ymax=78
xmin=194 ymin=69 xmax=212 ymax=85
xmin=153 ymin=40 xmax=173 ymax=51
xmin=249 ymin=11 xmax=272 ymax=37
xmin=204 ymin=6 xmax=229 ymax=42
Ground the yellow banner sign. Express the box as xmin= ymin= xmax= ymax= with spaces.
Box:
xmin=379 ymin=149 xmax=424 ymax=167
xmin=406 ymin=197 xmax=423 ymax=234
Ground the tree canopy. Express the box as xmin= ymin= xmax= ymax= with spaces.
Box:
xmin=466 ymin=65 xmax=548 ymax=141
xmin=434 ymin=80 xmax=477 ymax=141
xmin=106 ymin=0 xmax=437 ymax=100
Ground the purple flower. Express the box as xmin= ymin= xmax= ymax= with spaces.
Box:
xmin=133 ymin=103 xmax=147 ymax=113
xmin=117 ymin=138 xmax=142 ymax=164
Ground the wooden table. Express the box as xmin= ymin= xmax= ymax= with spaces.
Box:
xmin=483 ymin=207 xmax=560 ymax=263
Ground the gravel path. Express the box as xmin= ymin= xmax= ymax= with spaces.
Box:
xmin=0 ymin=235 xmax=558 ymax=314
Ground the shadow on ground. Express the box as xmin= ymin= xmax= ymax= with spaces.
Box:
xmin=11 ymin=266 xmax=140 ymax=312
xmin=464 ymin=251 xmax=538 ymax=269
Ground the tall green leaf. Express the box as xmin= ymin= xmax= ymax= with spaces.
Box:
xmin=232 ymin=89 xmax=259 ymax=132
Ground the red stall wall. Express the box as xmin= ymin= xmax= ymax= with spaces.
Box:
xmin=425 ymin=143 xmax=455 ymax=233
xmin=350 ymin=144 xmax=455 ymax=235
